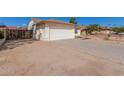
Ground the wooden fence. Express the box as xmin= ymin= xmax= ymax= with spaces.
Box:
xmin=0 ymin=38 xmax=6 ymax=46
xmin=0 ymin=28 xmax=33 ymax=40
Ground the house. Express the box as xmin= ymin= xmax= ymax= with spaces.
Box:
xmin=28 ymin=18 xmax=75 ymax=41
xmin=100 ymin=27 xmax=112 ymax=34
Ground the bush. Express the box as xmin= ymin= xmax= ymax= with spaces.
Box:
xmin=86 ymin=24 xmax=101 ymax=35
xmin=0 ymin=30 xmax=4 ymax=39
xmin=112 ymin=27 xmax=124 ymax=34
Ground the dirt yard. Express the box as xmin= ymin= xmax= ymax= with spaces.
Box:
xmin=0 ymin=39 xmax=124 ymax=76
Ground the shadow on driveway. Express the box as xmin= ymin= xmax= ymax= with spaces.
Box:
xmin=0 ymin=39 xmax=35 ymax=51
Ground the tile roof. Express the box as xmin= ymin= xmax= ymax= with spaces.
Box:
xmin=0 ymin=26 xmax=17 ymax=30
xmin=0 ymin=26 xmax=28 ymax=31
xmin=32 ymin=18 xmax=75 ymax=25
xmin=46 ymin=19 xmax=74 ymax=25
xmin=100 ymin=27 xmax=112 ymax=30
xmin=7 ymin=26 xmax=17 ymax=30
xmin=47 ymin=19 xmax=68 ymax=24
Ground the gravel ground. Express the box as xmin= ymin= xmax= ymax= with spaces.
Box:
xmin=0 ymin=39 xmax=124 ymax=76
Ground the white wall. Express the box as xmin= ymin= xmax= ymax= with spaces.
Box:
xmin=43 ymin=24 xmax=50 ymax=41
xmin=75 ymin=30 xmax=81 ymax=36
xmin=35 ymin=25 xmax=50 ymax=41
xmin=28 ymin=20 xmax=37 ymax=39
xmin=28 ymin=20 xmax=34 ymax=30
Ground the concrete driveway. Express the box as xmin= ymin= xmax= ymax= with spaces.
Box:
xmin=53 ymin=39 xmax=124 ymax=64
xmin=0 ymin=39 xmax=124 ymax=76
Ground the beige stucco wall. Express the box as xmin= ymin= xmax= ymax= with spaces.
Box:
xmin=101 ymin=30 xmax=111 ymax=34
xmin=35 ymin=29 xmax=43 ymax=40
xmin=35 ymin=23 xmax=50 ymax=40
xmin=75 ymin=29 xmax=81 ymax=36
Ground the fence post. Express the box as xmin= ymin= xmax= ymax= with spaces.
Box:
xmin=4 ymin=30 xmax=6 ymax=40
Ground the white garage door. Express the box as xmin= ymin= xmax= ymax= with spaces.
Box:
xmin=49 ymin=25 xmax=75 ymax=40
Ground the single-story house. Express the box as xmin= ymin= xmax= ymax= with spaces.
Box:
xmin=100 ymin=27 xmax=112 ymax=34
xmin=28 ymin=18 xmax=75 ymax=41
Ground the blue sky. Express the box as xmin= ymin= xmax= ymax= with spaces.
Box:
xmin=0 ymin=17 xmax=124 ymax=27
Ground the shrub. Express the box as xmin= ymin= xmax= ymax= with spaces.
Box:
xmin=112 ymin=27 xmax=124 ymax=34
xmin=0 ymin=30 xmax=4 ymax=39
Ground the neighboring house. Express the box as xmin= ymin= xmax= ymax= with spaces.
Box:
xmin=28 ymin=18 xmax=75 ymax=41
xmin=100 ymin=27 xmax=112 ymax=34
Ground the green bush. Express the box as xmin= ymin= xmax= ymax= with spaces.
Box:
xmin=112 ymin=27 xmax=124 ymax=34
xmin=0 ymin=30 xmax=4 ymax=39
xmin=86 ymin=24 xmax=101 ymax=35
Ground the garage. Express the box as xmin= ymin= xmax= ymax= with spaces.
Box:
xmin=28 ymin=18 xmax=75 ymax=41
xmin=48 ymin=23 xmax=75 ymax=40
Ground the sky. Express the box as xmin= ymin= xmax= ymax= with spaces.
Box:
xmin=0 ymin=17 xmax=124 ymax=27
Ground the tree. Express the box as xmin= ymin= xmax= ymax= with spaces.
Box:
xmin=112 ymin=27 xmax=118 ymax=34
xmin=86 ymin=24 xmax=101 ymax=34
xmin=112 ymin=26 xmax=124 ymax=38
xmin=69 ymin=17 xmax=77 ymax=24
xmin=69 ymin=17 xmax=77 ymax=34
xmin=112 ymin=27 xmax=124 ymax=34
